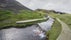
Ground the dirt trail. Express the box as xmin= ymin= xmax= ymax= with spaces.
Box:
xmin=56 ymin=18 xmax=71 ymax=40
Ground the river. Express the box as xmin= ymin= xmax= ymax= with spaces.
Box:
xmin=0 ymin=17 xmax=54 ymax=40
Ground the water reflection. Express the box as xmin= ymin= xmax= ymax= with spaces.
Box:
xmin=1 ymin=25 xmax=46 ymax=40
xmin=33 ymin=27 xmax=46 ymax=38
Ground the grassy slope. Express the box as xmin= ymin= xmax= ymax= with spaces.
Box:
xmin=56 ymin=14 xmax=71 ymax=29
xmin=46 ymin=12 xmax=71 ymax=40
xmin=0 ymin=10 xmax=46 ymax=28
xmin=46 ymin=19 xmax=61 ymax=40
xmin=49 ymin=13 xmax=71 ymax=29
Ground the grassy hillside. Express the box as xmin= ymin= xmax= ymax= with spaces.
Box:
xmin=0 ymin=0 xmax=31 ymax=13
xmin=47 ymin=12 xmax=71 ymax=40
xmin=0 ymin=10 xmax=46 ymax=29
xmin=48 ymin=13 xmax=71 ymax=29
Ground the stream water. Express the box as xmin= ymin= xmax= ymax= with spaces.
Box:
xmin=0 ymin=17 xmax=54 ymax=40
xmin=1 ymin=25 xmax=41 ymax=40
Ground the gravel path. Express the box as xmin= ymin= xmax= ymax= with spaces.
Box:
xmin=56 ymin=18 xmax=71 ymax=40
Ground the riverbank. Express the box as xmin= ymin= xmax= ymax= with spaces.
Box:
xmin=46 ymin=18 xmax=61 ymax=40
xmin=48 ymin=13 xmax=71 ymax=29
xmin=0 ymin=10 xmax=47 ymax=29
xmin=47 ymin=12 xmax=71 ymax=40
xmin=0 ymin=16 xmax=52 ymax=40
xmin=56 ymin=18 xmax=71 ymax=40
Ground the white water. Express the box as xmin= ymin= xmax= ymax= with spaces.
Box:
xmin=38 ymin=17 xmax=54 ymax=31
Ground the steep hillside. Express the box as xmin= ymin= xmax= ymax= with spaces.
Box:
xmin=0 ymin=0 xmax=31 ymax=13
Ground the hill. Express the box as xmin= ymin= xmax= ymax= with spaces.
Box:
xmin=0 ymin=0 xmax=31 ymax=13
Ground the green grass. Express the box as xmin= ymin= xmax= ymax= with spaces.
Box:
xmin=46 ymin=19 xmax=62 ymax=40
xmin=48 ymin=13 xmax=71 ymax=29
xmin=17 ymin=10 xmax=46 ymax=20
xmin=38 ymin=10 xmax=71 ymax=40
xmin=0 ymin=10 xmax=46 ymax=28
xmin=56 ymin=14 xmax=71 ymax=29
xmin=47 ymin=13 xmax=71 ymax=40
